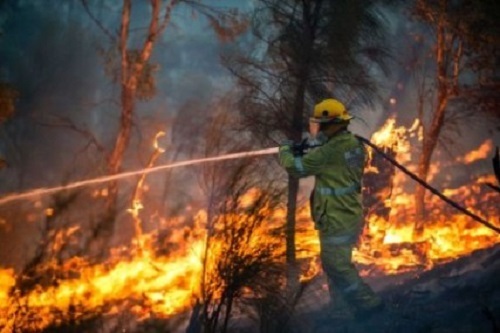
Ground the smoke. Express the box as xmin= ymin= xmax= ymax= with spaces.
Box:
xmin=0 ymin=0 xmax=496 ymax=283
xmin=0 ymin=1 xmax=252 ymax=271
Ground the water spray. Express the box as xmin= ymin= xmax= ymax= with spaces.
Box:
xmin=0 ymin=138 xmax=497 ymax=234
xmin=0 ymin=147 xmax=278 ymax=207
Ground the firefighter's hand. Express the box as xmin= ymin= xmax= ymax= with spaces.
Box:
xmin=280 ymin=139 xmax=310 ymax=156
xmin=292 ymin=138 xmax=309 ymax=156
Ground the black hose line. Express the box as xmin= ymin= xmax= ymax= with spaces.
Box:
xmin=355 ymin=135 xmax=500 ymax=234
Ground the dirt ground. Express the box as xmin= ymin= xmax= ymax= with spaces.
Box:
xmin=293 ymin=245 xmax=500 ymax=333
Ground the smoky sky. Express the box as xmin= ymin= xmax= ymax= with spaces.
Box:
xmin=0 ymin=0 xmax=498 ymax=272
xmin=0 ymin=0 xmax=497 ymax=193
xmin=0 ymin=1 xmax=253 ymax=192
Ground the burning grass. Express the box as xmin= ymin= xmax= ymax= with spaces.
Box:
xmin=0 ymin=117 xmax=499 ymax=332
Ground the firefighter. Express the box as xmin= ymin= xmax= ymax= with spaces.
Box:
xmin=279 ymin=98 xmax=384 ymax=322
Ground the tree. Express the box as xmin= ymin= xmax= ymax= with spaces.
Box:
xmin=198 ymin=176 xmax=283 ymax=333
xmin=83 ymin=0 xmax=248 ymax=245
xmin=227 ymin=0 xmax=392 ymax=288
xmin=411 ymin=0 xmax=500 ymax=235
xmin=81 ymin=0 xmax=182 ymax=240
xmin=183 ymin=97 xmax=284 ymax=333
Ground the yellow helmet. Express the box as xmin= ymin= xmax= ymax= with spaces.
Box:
xmin=310 ymin=99 xmax=353 ymax=123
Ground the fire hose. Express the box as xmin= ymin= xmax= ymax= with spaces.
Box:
xmin=289 ymin=136 xmax=500 ymax=234
xmin=0 ymin=136 xmax=498 ymax=234
xmin=354 ymin=135 xmax=500 ymax=234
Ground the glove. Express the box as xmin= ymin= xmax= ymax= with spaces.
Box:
xmin=280 ymin=139 xmax=310 ymax=156
xmin=292 ymin=138 xmax=309 ymax=156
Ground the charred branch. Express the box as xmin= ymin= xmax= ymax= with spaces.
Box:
xmin=15 ymin=190 xmax=81 ymax=294
xmin=358 ymin=135 xmax=500 ymax=234
xmin=34 ymin=114 xmax=105 ymax=154
xmin=363 ymin=146 xmax=396 ymax=219
xmin=80 ymin=0 xmax=115 ymax=42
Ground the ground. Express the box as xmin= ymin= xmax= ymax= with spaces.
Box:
xmin=292 ymin=245 xmax=500 ymax=333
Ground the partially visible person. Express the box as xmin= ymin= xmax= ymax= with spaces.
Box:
xmin=279 ymin=98 xmax=384 ymax=323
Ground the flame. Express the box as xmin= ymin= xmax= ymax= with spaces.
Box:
xmin=0 ymin=215 xmax=206 ymax=332
xmin=153 ymin=131 xmax=166 ymax=153
xmin=458 ymin=139 xmax=493 ymax=164
xmin=0 ymin=269 xmax=15 ymax=304
xmin=0 ymin=119 xmax=499 ymax=331
xmin=353 ymin=118 xmax=499 ymax=275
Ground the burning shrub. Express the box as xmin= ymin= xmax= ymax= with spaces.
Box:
xmin=194 ymin=164 xmax=286 ymax=333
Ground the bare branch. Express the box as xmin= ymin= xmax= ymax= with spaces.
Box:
xmin=80 ymin=0 xmax=116 ymax=42
xmin=158 ymin=0 xmax=180 ymax=33
xmin=135 ymin=0 xmax=160 ymax=73
xmin=34 ymin=114 xmax=106 ymax=154
xmin=120 ymin=0 xmax=131 ymax=85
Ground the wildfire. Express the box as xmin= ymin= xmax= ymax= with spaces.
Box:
xmin=0 ymin=119 xmax=499 ymax=332
xmin=353 ymin=117 xmax=499 ymax=275
xmin=0 ymin=217 xmax=206 ymax=332
xmin=458 ymin=139 xmax=493 ymax=164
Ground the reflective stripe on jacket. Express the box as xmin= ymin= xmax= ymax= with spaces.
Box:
xmin=279 ymin=131 xmax=366 ymax=235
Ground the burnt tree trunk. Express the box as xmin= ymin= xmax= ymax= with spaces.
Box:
xmin=414 ymin=97 xmax=447 ymax=235
xmin=285 ymin=175 xmax=300 ymax=287
xmin=103 ymin=85 xmax=135 ymax=234
xmin=286 ymin=78 xmax=307 ymax=290
xmin=363 ymin=146 xmax=396 ymax=219
xmin=284 ymin=1 xmax=317 ymax=291
xmin=414 ymin=3 xmax=451 ymax=236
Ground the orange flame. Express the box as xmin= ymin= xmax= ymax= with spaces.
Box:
xmin=0 ymin=119 xmax=499 ymax=331
xmin=458 ymin=139 xmax=493 ymax=164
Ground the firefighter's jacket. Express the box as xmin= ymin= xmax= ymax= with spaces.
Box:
xmin=279 ymin=131 xmax=366 ymax=236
